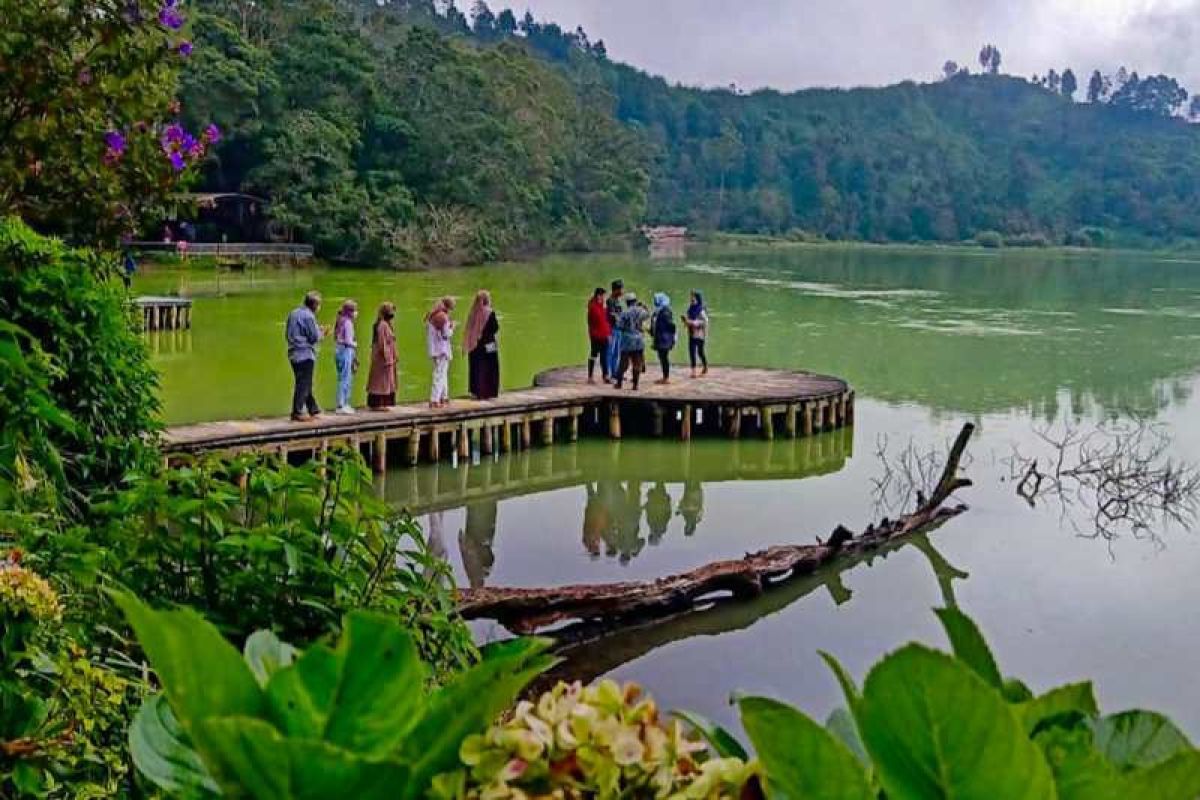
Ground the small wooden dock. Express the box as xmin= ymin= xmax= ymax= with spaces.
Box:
xmin=135 ymin=296 xmax=193 ymax=332
xmin=162 ymin=366 xmax=854 ymax=472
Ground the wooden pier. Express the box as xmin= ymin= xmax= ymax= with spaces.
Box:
xmin=162 ymin=366 xmax=854 ymax=472
xmin=135 ymin=296 xmax=193 ymax=332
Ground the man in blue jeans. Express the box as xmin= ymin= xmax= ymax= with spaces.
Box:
xmin=286 ymin=291 xmax=329 ymax=421
xmin=605 ymin=279 xmax=625 ymax=378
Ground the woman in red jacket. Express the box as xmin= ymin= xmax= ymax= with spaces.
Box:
xmin=586 ymin=287 xmax=612 ymax=383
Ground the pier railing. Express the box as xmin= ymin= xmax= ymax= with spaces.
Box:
xmin=128 ymin=242 xmax=314 ymax=260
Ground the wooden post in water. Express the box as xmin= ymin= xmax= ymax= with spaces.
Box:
xmin=541 ymin=417 xmax=555 ymax=447
xmin=608 ymin=402 xmax=622 ymax=440
xmin=681 ymin=404 xmax=693 ymax=441
xmin=786 ymin=404 xmax=799 ymax=438
xmin=570 ymin=412 xmax=580 ymax=442
xmin=501 ymin=421 xmax=513 ymax=453
xmin=407 ymin=431 xmax=421 ymax=466
xmin=481 ymin=425 xmax=494 ymax=456
xmin=652 ymin=404 xmax=664 ymax=437
xmin=729 ymin=408 xmax=742 ymax=439
xmin=761 ymin=406 xmax=774 ymax=440
xmin=373 ymin=433 xmax=387 ymax=473
xmin=458 ymin=426 xmax=471 ymax=460
xmin=428 ymin=429 xmax=441 ymax=462
xmin=846 ymin=391 xmax=856 ymax=425
xmin=802 ymin=402 xmax=814 ymax=437
xmin=521 ymin=417 xmax=532 ymax=449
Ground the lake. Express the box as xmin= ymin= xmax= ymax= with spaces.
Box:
xmin=136 ymin=244 xmax=1200 ymax=735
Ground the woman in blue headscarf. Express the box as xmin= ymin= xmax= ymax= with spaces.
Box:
xmin=650 ymin=292 xmax=676 ymax=384
xmin=682 ymin=290 xmax=708 ymax=378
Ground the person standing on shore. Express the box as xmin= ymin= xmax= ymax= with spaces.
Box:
xmin=651 ymin=292 xmax=677 ymax=384
xmin=605 ymin=279 xmax=625 ymax=379
xmin=426 ymin=296 xmax=456 ymax=408
xmin=367 ymin=302 xmax=398 ymax=410
xmin=286 ymin=290 xmax=329 ymax=422
xmin=614 ymin=294 xmax=649 ymax=391
xmin=683 ymin=290 xmax=709 ymax=378
xmin=333 ymin=299 xmax=359 ymax=415
xmin=587 ymin=287 xmax=611 ymax=383
xmin=464 ymin=290 xmax=500 ymax=400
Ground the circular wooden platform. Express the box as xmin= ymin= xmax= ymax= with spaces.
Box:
xmin=533 ymin=365 xmax=848 ymax=404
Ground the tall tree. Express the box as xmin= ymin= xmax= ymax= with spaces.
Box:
xmin=1110 ymin=73 xmax=1189 ymax=117
xmin=1061 ymin=68 xmax=1078 ymax=100
xmin=943 ymin=60 xmax=959 ymax=81
xmin=978 ymin=44 xmax=1001 ymax=75
xmin=471 ymin=1 xmax=497 ymax=40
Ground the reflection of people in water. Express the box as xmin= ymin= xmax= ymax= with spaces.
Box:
xmin=459 ymin=500 xmax=498 ymax=589
xmin=644 ymin=482 xmax=672 ymax=544
xmin=582 ymin=484 xmax=609 ymax=558
xmin=423 ymin=510 xmax=449 ymax=580
xmin=678 ymin=480 xmax=704 ymax=536
xmin=613 ymin=481 xmax=647 ymax=564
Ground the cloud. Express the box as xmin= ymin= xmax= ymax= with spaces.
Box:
xmin=500 ymin=0 xmax=1200 ymax=92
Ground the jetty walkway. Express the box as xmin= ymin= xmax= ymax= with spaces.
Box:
xmin=163 ymin=366 xmax=854 ymax=472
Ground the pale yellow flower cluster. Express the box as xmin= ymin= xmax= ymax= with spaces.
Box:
xmin=437 ymin=680 xmax=755 ymax=799
xmin=0 ymin=557 xmax=64 ymax=623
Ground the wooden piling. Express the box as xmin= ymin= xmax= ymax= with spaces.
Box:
xmin=502 ymin=421 xmax=513 ymax=453
xmin=521 ymin=417 xmax=532 ymax=449
xmin=541 ymin=417 xmax=555 ymax=447
xmin=608 ymin=402 xmax=622 ymax=440
xmin=373 ymin=433 xmax=387 ymax=473
xmin=481 ymin=425 xmax=494 ymax=456
xmin=681 ymin=404 xmax=693 ymax=441
xmin=786 ymin=404 xmax=799 ymax=438
xmin=458 ymin=426 xmax=471 ymax=459
xmin=570 ymin=412 xmax=580 ymax=442
xmin=652 ymin=404 xmax=665 ymax=437
xmin=429 ymin=430 xmax=441 ymax=462
xmin=802 ymin=402 xmax=814 ymax=437
xmin=761 ymin=406 xmax=774 ymax=440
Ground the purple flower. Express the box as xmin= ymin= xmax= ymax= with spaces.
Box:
xmin=177 ymin=40 xmax=193 ymax=57
xmin=161 ymin=123 xmax=185 ymax=151
xmin=104 ymin=130 xmax=126 ymax=155
xmin=168 ymin=151 xmax=186 ymax=171
xmin=78 ymin=68 xmax=93 ymax=85
xmin=203 ymin=123 xmax=221 ymax=144
xmin=158 ymin=3 xmax=184 ymax=30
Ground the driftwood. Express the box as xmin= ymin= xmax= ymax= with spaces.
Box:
xmin=457 ymin=423 xmax=975 ymax=633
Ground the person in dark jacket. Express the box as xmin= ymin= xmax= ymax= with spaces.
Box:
xmin=614 ymin=295 xmax=649 ymax=390
xmin=650 ymin=292 xmax=677 ymax=384
xmin=604 ymin=279 xmax=625 ymax=379
xmin=587 ymin=287 xmax=611 ymax=383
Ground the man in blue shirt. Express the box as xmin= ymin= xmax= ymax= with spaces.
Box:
xmin=286 ymin=291 xmax=329 ymax=421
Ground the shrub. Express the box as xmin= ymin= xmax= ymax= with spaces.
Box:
xmin=0 ymin=218 xmax=160 ymax=506
xmin=974 ymin=230 xmax=1004 ymax=248
xmin=89 ymin=449 xmax=477 ymax=671
xmin=0 ymin=556 xmax=146 ymax=798
xmin=114 ymin=593 xmax=556 ymax=799
xmin=1004 ymin=232 xmax=1052 ymax=248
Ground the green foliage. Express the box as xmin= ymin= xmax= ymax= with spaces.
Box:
xmin=115 ymin=593 xmax=556 ymax=799
xmin=690 ymin=607 xmax=1200 ymax=799
xmin=0 ymin=218 xmax=159 ymax=507
xmin=88 ymin=449 xmax=476 ymax=670
xmin=184 ymin=3 xmax=648 ymax=266
xmin=1 ymin=559 xmax=145 ymax=798
xmin=0 ymin=1 xmax=191 ymax=241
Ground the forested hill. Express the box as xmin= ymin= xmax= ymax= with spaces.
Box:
xmin=185 ymin=0 xmax=1200 ymax=262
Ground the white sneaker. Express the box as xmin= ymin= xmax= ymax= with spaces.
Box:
xmin=335 ymin=406 xmax=356 ymax=415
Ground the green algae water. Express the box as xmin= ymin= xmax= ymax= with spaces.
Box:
xmin=137 ymin=245 xmax=1200 ymax=735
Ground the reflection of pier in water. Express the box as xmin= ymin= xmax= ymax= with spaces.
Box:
xmin=382 ymin=425 xmax=854 ymax=515
xmin=538 ymin=526 xmax=968 ymax=691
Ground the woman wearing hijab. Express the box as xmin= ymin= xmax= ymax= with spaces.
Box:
xmin=333 ymin=299 xmax=359 ymax=414
xmin=463 ymin=290 xmax=500 ymax=400
xmin=682 ymin=290 xmax=709 ymax=378
xmin=426 ymin=296 xmax=456 ymax=408
xmin=367 ymin=302 xmax=398 ymax=409
xmin=650 ymin=292 xmax=677 ymax=384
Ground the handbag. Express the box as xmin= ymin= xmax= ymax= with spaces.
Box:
xmin=483 ymin=341 xmax=498 ymax=354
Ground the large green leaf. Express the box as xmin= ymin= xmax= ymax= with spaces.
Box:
xmin=673 ymin=710 xmax=749 ymax=760
xmin=824 ymin=708 xmax=869 ymax=768
xmin=194 ymin=717 xmax=292 ymax=800
xmin=1123 ymin=750 xmax=1200 ymax=799
xmin=111 ymin=592 xmax=267 ymax=727
xmin=128 ymin=694 xmax=220 ymax=797
xmin=1019 ymin=682 xmax=1099 ymax=735
xmin=1093 ymin=710 xmax=1193 ymax=770
xmin=399 ymin=637 xmax=556 ymax=798
xmin=740 ymin=696 xmax=871 ymax=800
xmin=933 ymin=607 xmax=1003 ymax=689
xmin=321 ymin=612 xmax=428 ymax=757
xmin=819 ymin=651 xmax=861 ymax=709
xmin=266 ymin=643 xmax=343 ymax=739
xmin=245 ymin=630 xmax=298 ymax=687
xmin=1034 ymin=721 xmax=1121 ymax=800
xmin=288 ymin=739 xmax=412 ymax=800
xmin=857 ymin=644 xmax=1056 ymax=800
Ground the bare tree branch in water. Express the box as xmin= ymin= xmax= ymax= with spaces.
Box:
xmin=871 ymin=432 xmax=975 ymax=518
xmin=1004 ymin=415 xmax=1200 ymax=542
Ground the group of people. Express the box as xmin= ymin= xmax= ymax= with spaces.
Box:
xmin=284 ymin=289 xmax=500 ymax=422
xmin=587 ymin=279 xmax=709 ymax=390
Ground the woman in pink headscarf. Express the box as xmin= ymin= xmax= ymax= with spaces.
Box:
xmin=463 ymin=290 xmax=500 ymax=400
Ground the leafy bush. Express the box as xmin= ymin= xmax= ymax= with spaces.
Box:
xmin=1 ymin=556 xmax=146 ymax=798
xmin=725 ymin=607 xmax=1200 ymax=799
xmin=115 ymin=593 xmax=556 ymax=799
xmin=0 ymin=218 xmax=160 ymax=505
xmin=89 ymin=449 xmax=476 ymax=670
xmin=1004 ymin=232 xmax=1052 ymax=248
xmin=974 ymin=230 xmax=1004 ymax=248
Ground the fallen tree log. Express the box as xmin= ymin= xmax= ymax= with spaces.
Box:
xmin=457 ymin=422 xmax=975 ymax=633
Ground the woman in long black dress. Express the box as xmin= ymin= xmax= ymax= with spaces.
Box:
xmin=463 ymin=289 xmax=500 ymax=399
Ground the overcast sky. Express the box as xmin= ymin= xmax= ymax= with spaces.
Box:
xmin=501 ymin=0 xmax=1200 ymax=92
